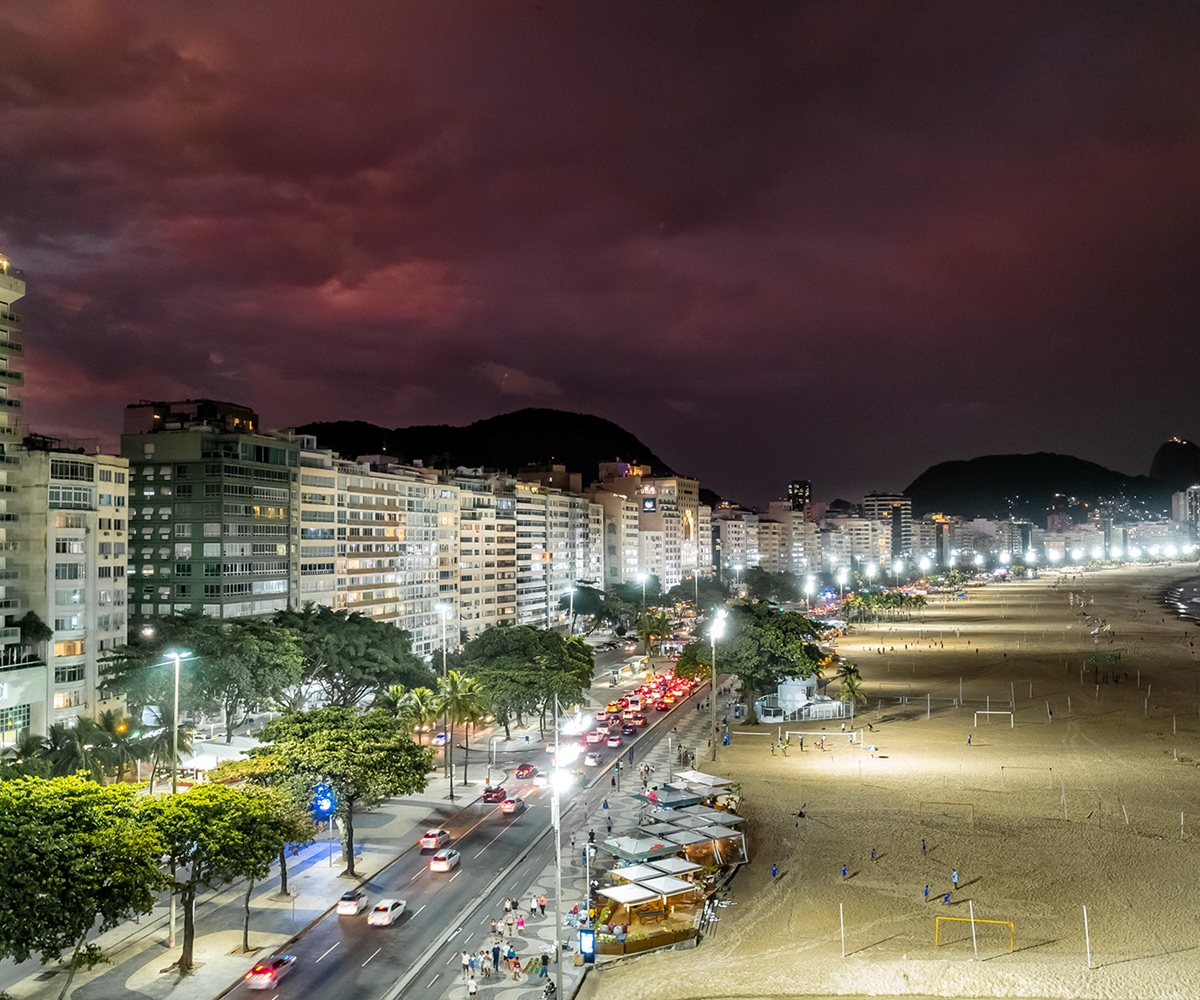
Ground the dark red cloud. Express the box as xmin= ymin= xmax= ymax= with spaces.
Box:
xmin=3 ymin=0 xmax=1198 ymax=505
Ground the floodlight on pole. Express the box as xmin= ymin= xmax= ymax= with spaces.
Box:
xmin=163 ymin=648 xmax=192 ymax=951
xmin=710 ymin=609 xmax=727 ymax=762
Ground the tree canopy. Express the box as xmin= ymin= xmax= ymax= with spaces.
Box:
xmin=249 ymin=708 xmax=434 ymax=877
xmin=274 ymin=605 xmax=434 ymax=709
xmin=0 ymin=777 xmax=166 ymax=1000
xmin=743 ymin=567 xmax=800 ymax=604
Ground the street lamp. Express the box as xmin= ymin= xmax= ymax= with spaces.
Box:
xmin=488 ymin=735 xmax=503 ymax=785
xmin=866 ymin=563 xmax=877 ymax=590
xmin=164 ymin=648 xmax=191 ymax=951
xmin=836 ymin=568 xmax=848 ymax=601
xmin=919 ymin=556 xmax=931 ymax=574
xmin=710 ymin=610 xmax=727 ymax=762
xmin=804 ymin=575 xmax=815 ymax=608
xmin=435 ymin=603 xmax=452 ymax=795
xmin=550 ymin=696 xmax=573 ymax=998
xmin=565 ymin=585 xmax=576 ymax=635
xmin=637 ymin=573 xmax=648 ymax=656
xmin=892 ymin=558 xmax=904 ymax=588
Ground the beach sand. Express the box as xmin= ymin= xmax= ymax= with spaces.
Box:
xmin=578 ymin=565 xmax=1200 ymax=1000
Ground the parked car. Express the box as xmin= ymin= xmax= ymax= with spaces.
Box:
xmin=244 ymin=954 xmax=297 ymax=989
xmin=514 ymin=763 xmax=538 ymax=778
xmin=418 ymin=828 xmax=450 ymax=850
xmin=482 ymin=785 xmax=507 ymax=802
xmin=429 ymin=849 xmax=461 ymax=872
xmin=367 ymin=899 xmax=406 ymax=927
xmin=500 ymin=797 xmax=527 ymax=815
xmin=337 ymin=889 xmax=369 ymax=915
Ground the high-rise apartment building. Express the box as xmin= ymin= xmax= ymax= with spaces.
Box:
xmin=452 ymin=470 xmax=517 ymax=637
xmin=787 ymin=480 xmax=812 ymax=512
xmin=862 ymin=493 xmax=914 ymax=558
xmin=8 ymin=442 xmax=130 ymax=734
xmin=121 ymin=400 xmax=298 ymax=620
xmin=0 ymin=256 xmax=26 ymax=679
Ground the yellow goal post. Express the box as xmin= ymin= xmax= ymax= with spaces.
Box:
xmin=935 ymin=915 xmax=1015 ymax=952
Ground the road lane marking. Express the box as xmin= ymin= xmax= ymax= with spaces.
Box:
xmin=410 ymin=869 xmax=424 ymax=880
xmin=449 ymin=869 xmax=462 ymax=882
xmin=445 ymin=953 xmax=455 ymax=965
xmin=316 ymin=942 xmax=340 ymax=963
xmin=426 ymin=974 xmax=440 ymax=988
xmin=362 ymin=947 xmax=381 ymax=967
xmin=413 ymin=904 xmax=426 ymax=917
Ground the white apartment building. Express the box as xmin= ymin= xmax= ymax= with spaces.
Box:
xmin=1172 ymin=487 xmax=1200 ymax=532
xmin=0 ymin=257 xmax=26 ymax=688
xmin=452 ymin=470 xmax=517 ymax=637
xmin=513 ymin=481 xmax=551 ymax=627
xmin=861 ymin=493 xmax=914 ymax=559
xmin=697 ymin=505 xmax=713 ymax=580
xmin=820 ymin=515 xmax=890 ymax=569
xmin=586 ymin=487 xmax=640 ymax=587
xmin=638 ymin=530 xmax=665 ymax=584
xmin=6 ymin=445 xmax=129 ymax=736
xmin=755 ymin=518 xmax=788 ymax=574
xmin=712 ymin=508 xmax=759 ymax=582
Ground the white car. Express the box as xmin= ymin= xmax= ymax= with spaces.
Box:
xmin=585 ymin=731 xmax=603 ymax=744
xmin=337 ymin=889 xmax=369 ymax=915
xmin=429 ymin=849 xmax=461 ymax=872
xmin=244 ymin=954 xmax=297 ymax=990
xmin=367 ymin=898 xmax=406 ymax=926
xmin=418 ymin=828 xmax=450 ymax=850
xmin=584 ymin=752 xmax=602 ymax=767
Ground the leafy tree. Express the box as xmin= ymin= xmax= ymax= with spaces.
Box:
xmin=0 ymin=777 xmax=166 ymax=1000
xmin=274 ymin=605 xmax=434 ymax=709
xmin=249 ymin=708 xmax=434 ymax=877
xmin=403 ymin=686 xmax=440 ymax=740
xmin=664 ymin=577 xmax=729 ymax=613
xmin=134 ymin=703 xmax=193 ymax=793
xmin=561 ymin=583 xmax=604 ymax=633
xmin=715 ymin=603 xmax=826 ymax=701
xmin=744 ymin=568 xmax=800 ymax=604
xmin=673 ymin=641 xmax=711 ymax=684
xmin=457 ymin=627 xmax=542 ymax=737
xmin=196 ymin=618 xmax=303 ymax=743
xmin=102 ymin=611 xmax=222 ymax=719
xmin=436 ymin=670 xmax=486 ymax=793
xmin=636 ymin=611 xmax=672 ymax=656
xmin=608 ymin=576 xmax=661 ymax=609
xmin=140 ymin=784 xmax=311 ymax=970
xmin=0 ymin=732 xmax=51 ymax=780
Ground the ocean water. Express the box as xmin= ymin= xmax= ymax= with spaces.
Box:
xmin=1164 ymin=575 xmax=1200 ymax=623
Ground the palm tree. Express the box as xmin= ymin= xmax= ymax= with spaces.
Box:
xmin=837 ymin=663 xmax=866 ymax=711
xmin=401 ymin=686 xmax=440 ymax=740
xmin=0 ymin=731 xmax=49 ymax=779
xmin=134 ymin=705 xmax=193 ymax=792
xmin=372 ymin=683 xmax=409 ymax=718
xmin=435 ymin=671 xmax=486 ymax=799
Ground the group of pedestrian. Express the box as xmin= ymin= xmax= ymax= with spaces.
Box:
xmin=482 ymin=892 xmax=551 ymax=988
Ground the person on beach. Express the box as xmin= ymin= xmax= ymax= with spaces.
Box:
xmin=842 ymin=864 xmax=847 ymax=881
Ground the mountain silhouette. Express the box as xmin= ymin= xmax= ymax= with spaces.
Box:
xmin=904 ymin=453 xmax=1172 ymax=523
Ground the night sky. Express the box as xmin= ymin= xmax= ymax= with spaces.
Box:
xmin=3 ymin=1 xmax=1197 ymax=507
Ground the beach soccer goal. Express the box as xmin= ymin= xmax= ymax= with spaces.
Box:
xmin=974 ymin=710 xmax=1013 ymax=728
xmin=935 ymin=915 xmax=1015 ymax=952
xmin=918 ymin=800 xmax=975 ymax=829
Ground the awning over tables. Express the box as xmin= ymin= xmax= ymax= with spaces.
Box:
xmin=597 ymin=884 xmax=660 ymax=906
xmin=599 ymin=836 xmax=682 ymax=862
xmin=647 ymin=857 xmax=702 ymax=876
xmin=639 ymin=822 xmax=680 ymax=836
xmin=639 ymin=875 xmax=698 ymax=897
xmin=607 ymin=863 xmax=664 ymax=882
xmin=665 ymin=830 xmax=710 ymax=846
xmin=676 ymin=805 xmax=745 ymax=824
xmin=637 ymin=787 xmax=705 ymax=809
xmin=670 ymin=769 xmax=732 ymax=787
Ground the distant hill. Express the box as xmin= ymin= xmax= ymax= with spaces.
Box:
xmin=904 ymin=453 xmax=1172 ymax=523
xmin=297 ymin=409 xmax=715 ymax=499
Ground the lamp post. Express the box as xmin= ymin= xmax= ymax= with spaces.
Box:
xmin=892 ymin=558 xmax=904 ymax=589
xmin=667 ymin=734 xmax=673 ymax=783
xmin=710 ymin=610 xmax=727 ymax=762
xmin=637 ymin=573 xmax=648 ymax=657
xmin=836 ymin=568 xmax=848 ymax=601
xmin=866 ymin=563 xmax=877 ymax=590
xmin=804 ymin=575 xmax=814 ymax=609
xmin=435 ymin=603 xmax=451 ymax=792
xmin=164 ymin=648 xmax=190 ymax=951
xmin=550 ymin=695 xmax=569 ymax=998
xmin=566 ymin=585 xmax=576 ymax=635
xmin=488 ymin=735 xmax=503 ymax=785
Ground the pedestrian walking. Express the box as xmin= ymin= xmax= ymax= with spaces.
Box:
xmin=924 ymin=885 xmax=930 ymax=903
xmin=538 ymin=894 xmax=546 ymax=916
xmin=530 ymin=894 xmax=538 ymax=917
xmin=841 ymin=864 xmax=847 ymax=881
xmin=570 ymin=832 xmax=576 ymax=851
xmin=967 ymin=733 xmax=972 ymax=745
xmin=921 ymin=839 xmax=926 ymax=858
xmin=461 ymin=950 xmax=471 ymax=980
xmin=951 ymin=869 xmax=959 ymax=889
xmin=469 ymin=953 xmax=478 ymax=976
xmin=492 ymin=943 xmax=501 ymax=972
xmin=769 ymin=742 xmax=775 ymax=755
xmin=517 ymin=915 xmax=525 ymax=936
xmin=780 ymin=741 xmax=787 ymax=756
xmin=503 ymin=897 xmax=512 ymax=913
xmin=870 ymin=848 xmax=877 ymax=864
xmin=771 ymin=864 xmax=777 ymax=880
xmin=588 ymin=829 xmax=595 ymax=844
xmin=490 ymin=918 xmax=498 ymax=935
xmin=468 ymin=975 xmax=478 ymax=997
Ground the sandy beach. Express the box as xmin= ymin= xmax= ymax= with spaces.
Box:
xmin=579 ymin=564 xmax=1200 ymax=1000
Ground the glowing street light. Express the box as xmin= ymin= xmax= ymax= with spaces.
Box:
xmin=973 ymin=553 xmax=984 ymax=567
xmin=866 ymin=563 xmax=877 ymax=588
xmin=892 ymin=559 xmax=904 ymax=588
xmin=918 ymin=556 xmax=931 ymax=573
xmin=164 ymin=648 xmax=192 ymax=950
xmin=710 ymin=609 xmax=728 ymax=763
xmin=836 ymin=567 xmax=848 ymax=600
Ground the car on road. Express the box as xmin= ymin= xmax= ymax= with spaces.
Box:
xmin=606 ymin=734 xmax=622 ymax=748
xmin=337 ymin=890 xmax=369 ymax=915
xmin=367 ymin=899 xmax=406 ymax=927
xmin=482 ymin=785 xmax=507 ymax=802
xmin=418 ymin=828 xmax=450 ymax=849
xmin=631 ymin=714 xmax=647 ymax=727
xmin=621 ymin=723 xmax=636 ymax=735
xmin=431 ymin=732 xmax=450 ymax=746
xmin=606 ymin=701 xmax=620 ymax=714
xmin=585 ymin=731 xmax=603 ymax=744
xmin=595 ymin=723 xmax=611 ymax=735
xmin=244 ymin=954 xmax=297 ymax=989
xmin=584 ymin=752 xmax=602 ymax=767
xmin=514 ymin=763 xmax=538 ymax=778
xmin=654 ymin=700 xmax=669 ymax=712
xmin=500 ymin=797 xmax=527 ymax=815
xmin=429 ymin=849 xmax=461 ymax=872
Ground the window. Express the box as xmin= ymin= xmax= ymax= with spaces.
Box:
xmin=55 ymin=538 xmax=85 ymax=554
xmin=174 ymin=563 xmax=192 ymax=576
xmin=203 ymin=523 xmax=220 ymax=537
xmin=203 ymin=584 xmax=221 ymax=598
xmin=98 ymin=468 xmax=113 ymax=482
xmin=98 ymin=493 xmax=113 ymax=506
xmin=174 ymin=523 xmax=192 ymax=538
xmin=203 ymin=543 xmax=220 ymax=557
xmin=54 ymin=663 xmax=86 ymax=684
xmin=50 ymin=459 xmax=94 ymax=481
xmin=53 ymin=639 xmax=85 ymax=658
xmin=49 ymin=486 xmax=93 ymax=509
xmin=98 ymin=542 xmax=112 ymax=556
xmin=175 ymin=543 xmax=192 ymax=558
xmin=54 ymin=615 xmax=83 ymax=631
xmin=54 ymin=563 xmax=83 ymax=580
xmin=115 ymin=472 xmax=126 ymax=484
xmin=97 ymin=566 xmax=113 ymax=578
xmin=53 ymin=690 xmax=83 ymax=710
xmin=113 ymin=495 xmax=125 ymax=507
xmin=55 ymin=589 xmax=84 ymax=606
xmin=0 ymin=704 xmax=32 ymax=733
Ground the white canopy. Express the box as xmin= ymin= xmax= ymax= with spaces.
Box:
xmin=647 ymin=857 xmax=702 ymax=876
xmin=597 ymin=884 xmax=659 ymax=905
xmin=671 ymin=769 xmax=732 ymax=787
xmin=677 ymin=805 xmax=745 ymax=824
xmin=666 ymin=830 xmax=710 ymax=846
xmin=639 ymin=874 xmax=697 ymax=897
xmin=607 ymin=863 xmax=664 ymax=882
